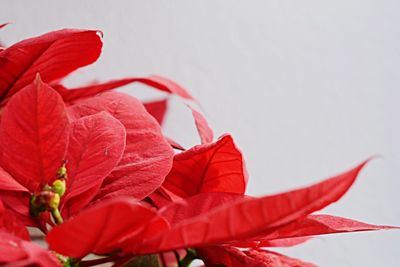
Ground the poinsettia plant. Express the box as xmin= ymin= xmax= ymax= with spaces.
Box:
xmin=0 ymin=25 xmax=397 ymax=267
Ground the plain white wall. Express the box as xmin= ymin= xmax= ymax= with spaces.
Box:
xmin=1 ymin=1 xmax=400 ymax=266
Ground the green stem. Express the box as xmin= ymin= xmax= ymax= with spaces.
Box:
xmin=179 ymin=249 xmax=198 ymax=267
xmin=51 ymin=207 xmax=64 ymax=224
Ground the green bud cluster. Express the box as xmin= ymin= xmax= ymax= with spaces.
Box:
xmin=29 ymin=161 xmax=68 ymax=224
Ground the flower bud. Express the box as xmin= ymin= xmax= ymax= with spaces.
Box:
xmin=52 ymin=179 xmax=66 ymax=196
xmin=48 ymin=193 xmax=60 ymax=210
xmin=57 ymin=162 xmax=68 ymax=179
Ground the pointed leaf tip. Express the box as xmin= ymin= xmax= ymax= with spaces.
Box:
xmin=0 ymin=79 xmax=69 ymax=192
xmin=129 ymin=160 xmax=370 ymax=254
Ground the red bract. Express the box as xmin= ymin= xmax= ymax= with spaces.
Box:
xmin=143 ymin=99 xmax=168 ymax=126
xmin=0 ymin=23 xmax=9 ymax=30
xmin=47 ymin=198 xmax=168 ymax=258
xmin=60 ymin=112 xmax=126 ymax=217
xmin=197 ymin=246 xmax=317 ymax=267
xmin=0 ymin=29 xmax=102 ymax=102
xmin=0 ymin=77 xmax=129 ymax=224
xmin=0 ymin=231 xmax=60 ymax=266
xmin=67 ymin=91 xmax=174 ymax=202
xmin=47 ymin=160 xmax=395 ymax=265
xmin=188 ymin=105 xmax=214 ymax=144
xmin=0 ymin=27 xmax=397 ymax=267
xmin=158 ymin=135 xmax=248 ymax=201
xmin=53 ymin=75 xmax=214 ymax=145
xmin=0 ymin=200 xmax=29 ymax=240
xmin=0 ymin=200 xmax=59 ymax=266
xmin=54 ymin=75 xmax=195 ymax=103
xmin=0 ymin=76 xmax=69 ymax=193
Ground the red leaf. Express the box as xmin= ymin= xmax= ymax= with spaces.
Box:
xmin=61 ymin=112 xmax=126 ymax=217
xmin=0 ymin=76 xmax=69 ymax=192
xmin=0 ymin=230 xmax=60 ymax=266
xmin=197 ymin=246 xmax=316 ymax=267
xmin=0 ymin=191 xmax=31 ymax=225
xmin=53 ymin=78 xmax=136 ymax=103
xmin=0 ymin=23 xmax=9 ymax=30
xmin=143 ymin=98 xmax=168 ymax=126
xmin=243 ymin=214 xmax=398 ymax=248
xmin=146 ymin=75 xmax=194 ymax=101
xmin=188 ymin=106 xmax=213 ymax=144
xmin=68 ymin=92 xmax=173 ymax=201
xmin=0 ymin=200 xmax=29 ymax=240
xmin=160 ymin=192 xmax=247 ymax=226
xmin=0 ymin=166 xmax=27 ymax=192
xmin=55 ymin=75 xmax=195 ymax=103
xmin=166 ymin=138 xmax=185 ymax=151
xmin=0 ymin=231 xmax=28 ymax=262
xmin=0 ymin=29 xmax=102 ymax=101
xmin=235 ymin=237 xmax=310 ymax=248
xmin=56 ymin=76 xmax=211 ymax=144
xmin=162 ymin=135 xmax=248 ymax=199
xmin=128 ymin=160 xmax=368 ymax=254
xmin=47 ymin=198 xmax=169 ymax=258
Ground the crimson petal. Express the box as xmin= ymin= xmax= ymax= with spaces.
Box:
xmin=188 ymin=105 xmax=213 ymax=144
xmin=0 ymin=230 xmax=60 ymax=266
xmin=0 ymin=23 xmax=9 ymax=30
xmin=0 ymin=76 xmax=69 ymax=192
xmin=240 ymin=214 xmax=398 ymax=248
xmin=0 ymin=200 xmax=29 ymax=240
xmin=0 ymin=166 xmax=27 ymax=192
xmin=198 ymin=246 xmax=316 ymax=267
xmin=160 ymin=192 xmax=247 ymax=226
xmin=143 ymin=98 xmax=168 ymax=126
xmin=68 ymin=92 xmax=173 ymax=201
xmin=0 ymin=29 xmax=102 ymax=101
xmin=162 ymin=135 xmax=248 ymax=199
xmin=61 ymin=112 xmax=126 ymax=217
xmin=55 ymin=75 xmax=194 ymax=103
xmin=127 ymin=160 xmax=368 ymax=254
xmin=47 ymin=198 xmax=169 ymax=258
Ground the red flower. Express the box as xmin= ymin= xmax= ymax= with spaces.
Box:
xmin=1 ymin=27 xmax=397 ymax=267
xmin=46 ymin=157 xmax=396 ymax=265
xmin=0 ymin=75 xmax=173 ymax=226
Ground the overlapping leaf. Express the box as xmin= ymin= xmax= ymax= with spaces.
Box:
xmin=0 ymin=77 xmax=69 ymax=192
xmin=0 ymin=166 xmax=27 ymax=192
xmin=55 ymin=75 xmax=194 ymax=103
xmin=162 ymin=135 xmax=248 ymax=199
xmin=47 ymin=198 xmax=169 ymax=258
xmin=55 ymin=75 xmax=214 ymax=146
xmin=0 ymin=29 xmax=102 ymax=101
xmin=240 ymin=214 xmax=396 ymax=248
xmin=68 ymin=92 xmax=174 ymax=201
xmin=126 ymin=160 xmax=368 ymax=254
xmin=160 ymin=192 xmax=247 ymax=226
xmin=0 ymin=200 xmax=29 ymax=240
xmin=188 ymin=105 xmax=214 ymax=144
xmin=0 ymin=231 xmax=60 ymax=266
xmin=61 ymin=112 xmax=126 ymax=217
xmin=143 ymin=99 xmax=168 ymax=126
xmin=197 ymin=246 xmax=316 ymax=267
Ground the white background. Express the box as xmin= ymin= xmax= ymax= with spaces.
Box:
xmin=1 ymin=1 xmax=400 ymax=266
